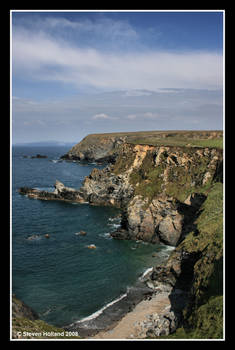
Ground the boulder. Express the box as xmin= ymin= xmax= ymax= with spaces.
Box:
xmin=122 ymin=195 xmax=184 ymax=246
xmin=157 ymin=214 xmax=183 ymax=246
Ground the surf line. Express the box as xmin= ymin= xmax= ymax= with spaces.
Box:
xmin=73 ymin=293 xmax=128 ymax=324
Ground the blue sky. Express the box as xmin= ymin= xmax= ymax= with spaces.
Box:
xmin=11 ymin=11 xmax=224 ymax=143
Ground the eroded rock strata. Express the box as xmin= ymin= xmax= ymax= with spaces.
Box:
xmin=80 ymin=143 xmax=222 ymax=247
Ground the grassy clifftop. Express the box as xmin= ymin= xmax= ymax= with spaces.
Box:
xmin=62 ymin=130 xmax=223 ymax=162
xmin=80 ymin=130 xmax=223 ymax=148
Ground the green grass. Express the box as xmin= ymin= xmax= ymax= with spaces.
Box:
xmin=75 ymin=130 xmax=223 ymax=150
xmin=152 ymin=294 xmax=223 ymax=339
xmin=130 ymin=136 xmax=223 ymax=149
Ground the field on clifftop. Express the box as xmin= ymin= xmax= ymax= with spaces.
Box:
xmin=80 ymin=130 xmax=223 ymax=149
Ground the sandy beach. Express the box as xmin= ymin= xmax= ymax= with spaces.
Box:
xmin=90 ymin=291 xmax=171 ymax=340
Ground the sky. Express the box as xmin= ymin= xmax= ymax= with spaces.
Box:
xmin=11 ymin=10 xmax=224 ymax=144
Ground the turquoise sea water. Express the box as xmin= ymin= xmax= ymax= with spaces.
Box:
xmin=12 ymin=146 xmax=171 ymax=327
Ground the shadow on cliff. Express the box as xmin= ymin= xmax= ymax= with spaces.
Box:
xmin=168 ymin=251 xmax=202 ymax=323
xmin=166 ymin=194 xmax=207 ymax=327
xmin=177 ymin=193 xmax=207 ymax=246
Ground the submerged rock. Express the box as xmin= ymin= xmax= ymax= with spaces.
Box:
xmin=75 ymin=231 xmax=87 ymax=236
xmin=31 ymin=154 xmax=48 ymax=159
xmin=87 ymin=244 xmax=96 ymax=249
xmin=27 ymin=234 xmax=41 ymax=241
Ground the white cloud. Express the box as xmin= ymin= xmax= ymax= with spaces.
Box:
xmin=143 ymin=112 xmax=160 ymax=118
xmin=23 ymin=119 xmax=46 ymax=126
xmin=14 ymin=16 xmax=138 ymax=41
xmin=12 ymin=27 xmax=223 ymax=91
xmin=92 ymin=113 xmax=117 ymax=120
xmin=127 ymin=114 xmax=137 ymax=120
xmin=12 ymin=88 xmax=223 ymax=143
xmin=92 ymin=113 xmax=110 ymax=119
xmin=124 ymin=90 xmax=153 ymax=97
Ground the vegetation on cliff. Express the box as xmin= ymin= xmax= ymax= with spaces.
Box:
xmin=150 ymin=182 xmax=223 ymax=339
xmin=113 ymin=144 xmax=222 ymax=204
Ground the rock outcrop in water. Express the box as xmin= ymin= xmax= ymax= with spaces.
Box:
xmin=18 ymin=180 xmax=85 ymax=203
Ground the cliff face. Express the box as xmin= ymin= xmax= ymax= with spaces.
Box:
xmin=61 ymin=130 xmax=223 ymax=163
xmin=79 ymin=143 xmax=222 ymax=247
xmin=69 ymin=137 xmax=224 ymax=338
xmin=21 ymin=140 xmax=222 ymax=248
xmin=147 ymin=182 xmax=223 ymax=339
xmin=61 ymin=134 xmax=127 ymax=163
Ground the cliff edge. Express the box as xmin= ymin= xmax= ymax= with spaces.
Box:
xmin=60 ymin=130 xmax=223 ymax=163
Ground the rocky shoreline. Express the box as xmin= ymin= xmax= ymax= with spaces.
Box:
xmin=18 ymin=142 xmax=222 ymax=248
xmin=16 ymin=133 xmax=223 ymax=339
xmin=64 ymin=280 xmax=154 ymax=337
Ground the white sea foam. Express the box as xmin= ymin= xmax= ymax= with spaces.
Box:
xmin=107 ymin=217 xmax=121 ymax=230
xmin=75 ymin=293 xmax=127 ymax=323
xmin=110 ymin=223 xmax=121 ymax=229
xmin=98 ymin=232 xmax=111 ymax=239
xmin=164 ymin=245 xmax=175 ymax=252
xmin=139 ymin=267 xmax=153 ymax=281
xmin=34 ymin=187 xmax=54 ymax=192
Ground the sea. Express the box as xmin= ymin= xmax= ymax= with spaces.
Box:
xmin=12 ymin=145 xmax=173 ymax=328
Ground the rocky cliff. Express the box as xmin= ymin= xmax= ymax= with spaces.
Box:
xmin=79 ymin=143 xmax=222 ymax=247
xmin=61 ymin=133 xmax=127 ymax=163
xmin=18 ymin=130 xmax=223 ymax=338
xmin=62 ymin=134 xmax=224 ymax=338
xmin=145 ymin=182 xmax=223 ymax=339
xmin=60 ymin=130 xmax=222 ymax=163
xmin=20 ymin=139 xmax=223 ymax=248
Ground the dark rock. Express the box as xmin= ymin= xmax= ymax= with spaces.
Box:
xmin=76 ymin=230 xmax=87 ymax=236
xmin=31 ymin=154 xmax=48 ymax=159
